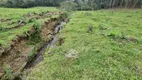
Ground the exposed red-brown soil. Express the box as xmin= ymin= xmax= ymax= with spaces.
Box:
xmin=0 ymin=13 xmax=66 ymax=79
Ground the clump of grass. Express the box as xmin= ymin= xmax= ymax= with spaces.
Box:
xmin=107 ymin=31 xmax=139 ymax=44
xmin=28 ymin=22 xmax=42 ymax=44
xmin=85 ymin=12 xmax=93 ymax=16
xmin=127 ymin=15 xmax=133 ymax=17
xmin=27 ymin=18 xmax=36 ymax=23
xmin=107 ymin=31 xmax=127 ymax=40
xmin=28 ymin=47 xmax=36 ymax=61
xmin=92 ymin=17 xmax=99 ymax=21
xmin=107 ymin=31 xmax=118 ymax=39
xmin=57 ymin=37 xmax=65 ymax=46
xmin=1 ymin=64 xmax=13 ymax=80
xmin=99 ymin=23 xmax=109 ymax=30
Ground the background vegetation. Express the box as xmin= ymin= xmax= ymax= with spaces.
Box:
xmin=0 ymin=0 xmax=141 ymax=9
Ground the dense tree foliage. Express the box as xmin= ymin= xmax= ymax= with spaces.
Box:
xmin=75 ymin=0 xmax=142 ymax=10
xmin=0 ymin=0 xmax=141 ymax=9
xmin=0 ymin=0 xmax=65 ymax=8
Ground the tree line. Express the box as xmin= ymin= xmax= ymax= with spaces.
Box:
xmin=0 ymin=0 xmax=141 ymax=9
xmin=0 ymin=0 xmax=65 ymax=8
xmin=76 ymin=0 xmax=142 ymax=10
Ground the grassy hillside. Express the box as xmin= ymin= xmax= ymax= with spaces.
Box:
xmin=0 ymin=7 xmax=59 ymax=47
xmin=28 ymin=9 xmax=142 ymax=80
xmin=0 ymin=7 xmax=66 ymax=79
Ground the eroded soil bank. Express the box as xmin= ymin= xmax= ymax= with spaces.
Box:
xmin=25 ymin=21 xmax=67 ymax=69
xmin=0 ymin=13 xmax=67 ymax=80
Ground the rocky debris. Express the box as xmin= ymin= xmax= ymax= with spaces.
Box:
xmin=88 ymin=25 xmax=93 ymax=33
xmin=55 ymin=25 xmax=62 ymax=33
xmin=17 ymin=20 xmax=26 ymax=26
xmin=65 ymin=49 xmax=78 ymax=58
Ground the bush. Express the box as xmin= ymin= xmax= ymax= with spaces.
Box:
xmin=60 ymin=1 xmax=78 ymax=11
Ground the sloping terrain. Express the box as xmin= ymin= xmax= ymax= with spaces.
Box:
xmin=28 ymin=9 xmax=142 ymax=80
xmin=0 ymin=7 xmax=67 ymax=79
xmin=0 ymin=7 xmax=58 ymax=48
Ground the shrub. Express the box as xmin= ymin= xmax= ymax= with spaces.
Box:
xmin=29 ymin=22 xmax=42 ymax=44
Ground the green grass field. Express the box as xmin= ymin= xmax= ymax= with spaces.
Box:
xmin=0 ymin=7 xmax=59 ymax=47
xmin=28 ymin=9 xmax=142 ymax=80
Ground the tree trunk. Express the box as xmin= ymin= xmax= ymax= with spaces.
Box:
xmin=133 ymin=0 xmax=139 ymax=8
xmin=113 ymin=0 xmax=116 ymax=8
xmin=125 ymin=0 xmax=128 ymax=8
xmin=120 ymin=0 xmax=123 ymax=8
xmin=109 ymin=0 xmax=113 ymax=8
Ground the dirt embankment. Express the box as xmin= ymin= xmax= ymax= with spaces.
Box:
xmin=0 ymin=11 xmax=62 ymax=32
xmin=0 ymin=13 xmax=67 ymax=79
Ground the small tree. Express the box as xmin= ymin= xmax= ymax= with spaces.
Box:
xmin=60 ymin=1 xmax=78 ymax=11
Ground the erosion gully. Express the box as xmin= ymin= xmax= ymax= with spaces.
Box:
xmin=25 ymin=21 xmax=66 ymax=69
xmin=17 ymin=21 xmax=67 ymax=80
xmin=0 ymin=13 xmax=68 ymax=79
